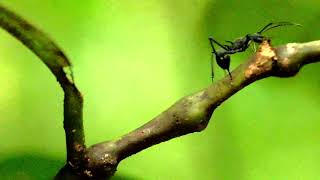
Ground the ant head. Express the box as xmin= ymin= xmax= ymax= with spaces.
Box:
xmin=250 ymin=33 xmax=266 ymax=43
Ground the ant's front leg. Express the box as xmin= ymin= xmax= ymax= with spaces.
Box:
xmin=225 ymin=40 xmax=234 ymax=45
xmin=251 ymin=43 xmax=256 ymax=52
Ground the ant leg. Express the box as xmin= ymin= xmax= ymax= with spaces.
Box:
xmin=227 ymin=69 xmax=232 ymax=80
xmin=222 ymin=69 xmax=232 ymax=80
xmin=251 ymin=43 xmax=256 ymax=52
xmin=224 ymin=45 xmax=231 ymax=50
xmin=224 ymin=41 xmax=233 ymax=49
xmin=211 ymin=52 xmax=214 ymax=83
xmin=225 ymin=40 xmax=234 ymax=45
xmin=209 ymin=36 xmax=228 ymax=50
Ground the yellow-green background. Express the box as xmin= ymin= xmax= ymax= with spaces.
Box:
xmin=0 ymin=1 xmax=319 ymax=179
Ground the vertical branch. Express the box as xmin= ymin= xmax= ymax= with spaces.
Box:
xmin=64 ymin=84 xmax=85 ymax=170
xmin=56 ymin=69 xmax=86 ymax=171
xmin=0 ymin=4 xmax=86 ymax=172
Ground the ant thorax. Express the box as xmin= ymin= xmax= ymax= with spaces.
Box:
xmin=229 ymin=36 xmax=250 ymax=51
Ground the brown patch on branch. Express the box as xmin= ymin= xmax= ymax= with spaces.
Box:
xmin=245 ymin=41 xmax=277 ymax=78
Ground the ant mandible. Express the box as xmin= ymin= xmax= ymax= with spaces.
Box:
xmin=208 ymin=22 xmax=301 ymax=81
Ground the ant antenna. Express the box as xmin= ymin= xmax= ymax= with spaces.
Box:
xmin=259 ymin=22 xmax=292 ymax=33
xmin=258 ymin=22 xmax=301 ymax=34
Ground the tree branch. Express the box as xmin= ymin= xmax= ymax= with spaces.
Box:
xmin=83 ymin=40 xmax=320 ymax=178
xmin=1 ymin=3 xmax=320 ymax=179
xmin=0 ymin=4 xmax=86 ymax=174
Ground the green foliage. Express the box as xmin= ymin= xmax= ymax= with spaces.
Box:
xmin=0 ymin=0 xmax=319 ymax=179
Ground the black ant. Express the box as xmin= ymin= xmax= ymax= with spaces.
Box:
xmin=208 ymin=22 xmax=301 ymax=81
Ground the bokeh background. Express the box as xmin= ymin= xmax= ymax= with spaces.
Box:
xmin=0 ymin=0 xmax=320 ymax=179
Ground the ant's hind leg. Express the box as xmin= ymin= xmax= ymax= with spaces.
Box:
xmin=210 ymin=53 xmax=215 ymax=83
xmin=209 ymin=37 xmax=229 ymax=50
xmin=223 ymin=69 xmax=232 ymax=80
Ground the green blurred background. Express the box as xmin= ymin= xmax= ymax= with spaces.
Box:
xmin=0 ymin=0 xmax=320 ymax=179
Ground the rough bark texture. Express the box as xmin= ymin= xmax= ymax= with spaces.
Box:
xmin=0 ymin=4 xmax=319 ymax=180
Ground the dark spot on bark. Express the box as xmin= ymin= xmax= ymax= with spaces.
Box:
xmin=74 ymin=143 xmax=85 ymax=153
xmin=200 ymin=91 xmax=209 ymax=100
xmin=175 ymin=119 xmax=181 ymax=125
